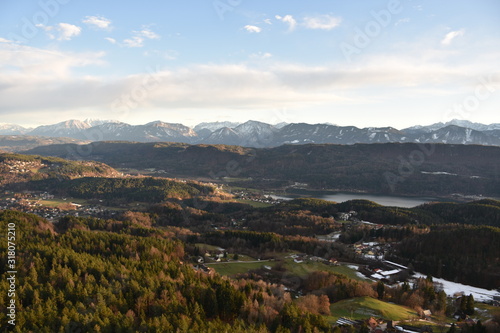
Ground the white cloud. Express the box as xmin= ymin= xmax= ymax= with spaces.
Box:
xmin=55 ymin=23 xmax=82 ymax=41
xmin=83 ymin=16 xmax=112 ymax=30
xmin=244 ymin=25 xmax=262 ymax=33
xmin=264 ymin=19 xmax=272 ymax=25
xmin=123 ymin=36 xmax=144 ymax=48
xmin=0 ymin=41 xmax=104 ymax=81
xmin=1 ymin=38 xmax=498 ymax=127
xmin=303 ymin=15 xmax=341 ymax=30
xmin=275 ymin=15 xmax=297 ymax=32
xmin=137 ymin=29 xmax=160 ymax=40
xmin=441 ymin=29 xmax=465 ymax=45
xmin=123 ymin=28 xmax=160 ymax=48
xmin=105 ymin=37 xmax=116 ymax=44
xmin=249 ymin=52 xmax=272 ymax=59
xmin=37 ymin=23 xmax=82 ymax=41
xmin=395 ymin=18 xmax=410 ymax=26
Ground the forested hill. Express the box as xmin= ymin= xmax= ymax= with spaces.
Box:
xmin=0 ymin=153 xmax=120 ymax=188
xmin=0 ymin=152 xmax=221 ymax=205
xmin=389 ymin=225 xmax=500 ymax=289
xmin=26 ymin=142 xmax=500 ymax=197
xmin=0 ymin=210 xmax=331 ymax=332
xmin=42 ymin=177 xmax=219 ymax=204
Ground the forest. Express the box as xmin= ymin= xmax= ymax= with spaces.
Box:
xmin=0 ymin=210 xmax=333 ymax=332
xmin=387 ymin=225 xmax=500 ymax=289
xmin=2 ymin=209 xmax=494 ymax=332
xmin=43 ymin=177 xmax=218 ymax=204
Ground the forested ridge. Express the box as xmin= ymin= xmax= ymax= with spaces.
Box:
xmin=26 ymin=142 xmax=500 ymax=197
xmin=35 ymin=177 xmax=218 ymax=204
xmin=388 ymin=225 xmax=500 ymax=289
xmin=253 ymin=198 xmax=500 ymax=228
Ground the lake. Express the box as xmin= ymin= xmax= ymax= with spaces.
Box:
xmin=271 ymin=192 xmax=451 ymax=208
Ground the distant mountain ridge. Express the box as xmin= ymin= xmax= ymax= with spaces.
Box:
xmin=2 ymin=118 xmax=500 ymax=148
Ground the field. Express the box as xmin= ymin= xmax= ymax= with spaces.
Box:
xmin=39 ymin=198 xmax=87 ymax=207
xmin=475 ymin=303 xmax=500 ymax=322
xmin=206 ymin=261 xmax=273 ymax=276
xmin=206 ymin=252 xmax=370 ymax=283
xmin=194 ymin=243 xmax=224 ymax=252
xmin=283 ymin=259 xmax=371 ymax=282
xmin=328 ymin=297 xmax=418 ymax=322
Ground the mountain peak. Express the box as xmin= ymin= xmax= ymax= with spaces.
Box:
xmin=2 ymin=118 xmax=499 ymax=148
xmin=194 ymin=121 xmax=241 ymax=132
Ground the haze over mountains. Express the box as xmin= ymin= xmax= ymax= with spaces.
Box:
xmin=1 ymin=118 xmax=500 ymax=148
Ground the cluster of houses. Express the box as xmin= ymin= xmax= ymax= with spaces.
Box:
xmin=357 ymin=260 xmax=410 ymax=284
xmin=4 ymin=160 xmax=46 ymax=174
xmin=232 ymin=190 xmax=285 ymax=205
xmin=286 ymin=253 xmax=335 ymax=265
xmin=0 ymin=191 xmax=115 ymax=221
xmin=352 ymin=242 xmax=393 ymax=260
xmin=192 ymin=264 xmax=214 ymax=275
xmin=336 ymin=317 xmax=435 ymax=333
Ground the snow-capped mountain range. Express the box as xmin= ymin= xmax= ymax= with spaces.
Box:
xmin=1 ymin=119 xmax=500 ymax=148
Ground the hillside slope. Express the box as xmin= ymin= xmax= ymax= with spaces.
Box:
xmin=0 ymin=153 xmax=120 ymax=189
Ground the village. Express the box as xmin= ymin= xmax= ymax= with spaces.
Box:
xmin=0 ymin=191 xmax=117 ymax=221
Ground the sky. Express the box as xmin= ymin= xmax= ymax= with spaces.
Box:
xmin=0 ymin=0 xmax=499 ymax=129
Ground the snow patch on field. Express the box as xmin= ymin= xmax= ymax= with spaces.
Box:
xmin=413 ymin=272 xmax=500 ymax=302
xmin=347 ymin=264 xmax=373 ymax=281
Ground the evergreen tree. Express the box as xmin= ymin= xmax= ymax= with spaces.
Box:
xmin=376 ymin=281 xmax=385 ymax=300
xmin=436 ymin=290 xmax=447 ymax=314
xmin=465 ymin=294 xmax=475 ymax=315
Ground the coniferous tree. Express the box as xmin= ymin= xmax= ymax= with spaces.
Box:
xmin=465 ymin=294 xmax=475 ymax=315
xmin=376 ymin=281 xmax=385 ymax=300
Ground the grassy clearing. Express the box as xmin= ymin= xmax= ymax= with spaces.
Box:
xmin=283 ymin=259 xmax=369 ymax=282
xmin=227 ymin=186 xmax=263 ymax=194
xmin=194 ymin=243 xmax=224 ymax=252
xmin=475 ymin=303 xmax=500 ymax=322
xmin=328 ymin=297 xmax=418 ymax=322
xmin=233 ymin=254 xmax=258 ymax=262
xmin=207 ymin=261 xmax=273 ymax=276
xmin=222 ymin=177 xmax=253 ymax=182
xmin=39 ymin=198 xmax=88 ymax=207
